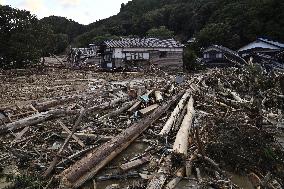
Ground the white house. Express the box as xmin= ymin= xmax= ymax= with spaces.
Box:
xmin=238 ymin=38 xmax=284 ymax=57
xmin=100 ymin=38 xmax=184 ymax=69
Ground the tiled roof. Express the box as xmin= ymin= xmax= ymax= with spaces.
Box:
xmin=104 ymin=38 xmax=184 ymax=48
xmin=258 ymin=38 xmax=284 ymax=48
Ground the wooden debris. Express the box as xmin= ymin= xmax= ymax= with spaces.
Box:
xmin=0 ymin=109 xmax=79 ymax=134
xmin=120 ymin=155 xmax=151 ymax=171
xmin=138 ymin=104 xmax=159 ymax=116
xmin=159 ymin=90 xmax=191 ymax=135
xmin=164 ymin=167 xmax=185 ymax=189
xmin=58 ymin=120 xmax=85 ymax=148
xmin=99 ymin=100 xmax=136 ymax=120
xmin=60 ymin=92 xmax=183 ymax=188
xmin=146 ymin=155 xmax=172 ymax=189
xmin=155 ymin=91 xmax=163 ymax=102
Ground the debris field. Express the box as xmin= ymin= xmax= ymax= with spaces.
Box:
xmin=0 ymin=65 xmax=284 ymax=189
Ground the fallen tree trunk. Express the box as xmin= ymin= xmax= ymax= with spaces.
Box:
xmin=99 ymin=100 xmax=136 ymax=120
xmin=159 ymin=91 xmax=190 ymax=136
xmin=0 ymin=96 xmax=128 ymax=134
xmin=173 ymin=97 xmax=195 ymax=156
xmin=33 ymin=95 xmax=80 ymax=112
xmin=60 ymin=92 xmax=184 ymax=189
xmin=0 ymin=109 xmax=79 ymax=134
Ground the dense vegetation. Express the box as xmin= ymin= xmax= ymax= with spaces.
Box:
xmin=75 ymin=0 xmax=284 ymax=49
xmin=0 ymin=5 xmax=84 ymax=69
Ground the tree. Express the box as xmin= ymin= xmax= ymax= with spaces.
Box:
xmin=196 ymin=23 xmax=240 ymax=49
xmin=0 ymin=5 xmax=55 ymax=69
xmin=146 ymin=26 xmax=174 ymax=39
xmin=183 ymin=46 xmax=199 ymax=71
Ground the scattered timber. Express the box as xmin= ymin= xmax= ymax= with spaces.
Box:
xmin=60 ymin=92 xmax=184 ymax=188
xmin=146 ymin=155 xmax=172 ymax=189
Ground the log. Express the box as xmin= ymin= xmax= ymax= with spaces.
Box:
xmin=127 ymin=101 xmax=142 ymax=113
xmin=0 ymin=109 xmax=79 ymax=134
xmin=60 ymin=92 xmax=184 ymax=188
xmin=159 ymin=91 xmax=190 ymax=136
xmin=34 ymin=95 xmax=79 ymax=112
xmin=138 ymin=104 xmax=159 ymax=116
xmin=120 ymin=155 xmax=151 ymax=171
xmin=99 ymin=100 xmax=136 ymax=120
xmin=173 ymin=101 xmax=187 ymax=131
xmin=173 ymin=97 xmax=195 ymax=156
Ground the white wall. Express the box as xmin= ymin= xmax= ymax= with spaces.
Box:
xmin=113 ymin=48 xmax=123 ymax=58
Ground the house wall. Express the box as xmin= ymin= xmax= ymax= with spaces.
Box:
xmin=106 ymin=47 xmax=184 ymax=68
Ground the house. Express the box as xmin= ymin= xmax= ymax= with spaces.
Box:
xmin=238 ymin=37 xmax=284 ymax=58
xmin=201 ymin=45 xmax=247 ymax=67
xmin=100 ymin=38 xmax=184 ymax=69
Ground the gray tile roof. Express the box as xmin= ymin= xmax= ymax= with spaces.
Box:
xmin=258 ymin=38 xmax=284 ymax=48
xmin=104 ymin=38 xmax=184 ymax=48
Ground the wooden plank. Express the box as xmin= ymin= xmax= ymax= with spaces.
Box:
xmin=58 ymin=121 xmax=85 ymax=148
xmin=120 ymin=155 xmax=151 ymax=171
xmin=138 ymin=104 xmax=159 ymax=116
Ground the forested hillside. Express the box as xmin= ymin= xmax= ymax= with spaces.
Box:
xmin=74 ymin=0 xmax=284 ymax=49
xmin=40 ymin=16 xmax=86 ymax=42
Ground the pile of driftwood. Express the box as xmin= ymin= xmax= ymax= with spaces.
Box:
xmin=0 ymin=65 xmax=284 ymax=189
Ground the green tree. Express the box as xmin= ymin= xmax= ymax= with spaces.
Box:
xmin=196 ymin=23 xmax=240 ymax=49
xmin=183 ymin=46 xmax=199 ymax=71
xmin=0 ymin=5 xmax=55 ymax=69
xmin=146 ymin=26 xmax=174 ymax=39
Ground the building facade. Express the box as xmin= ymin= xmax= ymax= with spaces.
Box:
xmin=100 ymin=38 xmax=184 ymax=69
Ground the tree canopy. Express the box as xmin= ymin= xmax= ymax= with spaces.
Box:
xmin=0 ymin=6 xmax=73 ymax=69
xmin=74 ymin=0 xmax=284 ymax=49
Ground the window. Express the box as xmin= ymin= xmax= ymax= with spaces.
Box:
xmin=159 ymin=52 xmax=168 ymax=58
xmin=203 ymin=53 xmax=209 ymax=59
xmin=216 ymin=53 xmax=222 ymax=58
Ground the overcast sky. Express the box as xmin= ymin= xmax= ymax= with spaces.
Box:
xmin=1 ymin=0 xmax=130 ymax=25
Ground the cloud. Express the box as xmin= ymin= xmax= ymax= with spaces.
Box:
xmin=0 ymin=0 xmax=6 ymax=5
xmin=59 ymin=0 xmax=81 ymax=7
xmin=20 ymin=0 xmax=44 ymax=12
